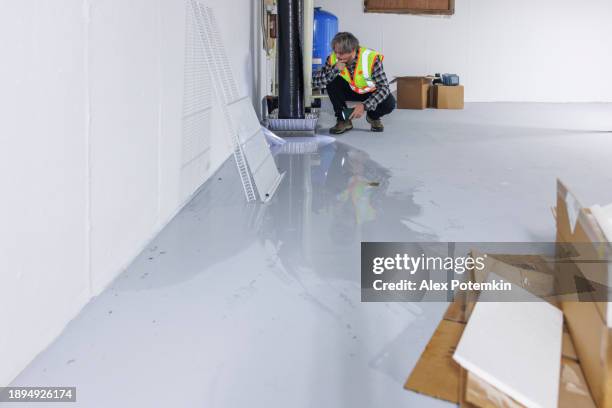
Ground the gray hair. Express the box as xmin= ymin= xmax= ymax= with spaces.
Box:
xmin=331 ymin=32 xmax=359 ymax=54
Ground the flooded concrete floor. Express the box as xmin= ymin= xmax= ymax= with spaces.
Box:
xmin=8 ymin=103 xmax=612 ymax=407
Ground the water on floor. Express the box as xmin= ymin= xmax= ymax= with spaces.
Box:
xmin=9 ymin=102 xmax=612 ymax=407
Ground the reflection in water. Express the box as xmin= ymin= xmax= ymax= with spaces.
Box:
xmin=258 ymin=140 xmax=436 ymax=393
xmin=116 ymin=139 xmax=436 ymax=292
xmin=261 ymin=140 xmax=437 ymax=283
xmin=100 ymin=138 xmax=437 ymax=403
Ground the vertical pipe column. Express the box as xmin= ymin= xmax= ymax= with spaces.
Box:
xmin=278 ymin=0 xmax=305 ymax=119
xmin=297 ymin=0 xmax=304 ymax=45
xmin=302 ymin=0 xmax=314 ymax=109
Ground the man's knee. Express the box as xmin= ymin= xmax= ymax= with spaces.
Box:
xmin=372 ymin=94 xmax=395 ymax=118
xmin=385 ymin=94 xmax=396 ymax=114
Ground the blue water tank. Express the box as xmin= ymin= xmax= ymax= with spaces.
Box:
xmin=313 ymin=7 xmax=338 ymax=72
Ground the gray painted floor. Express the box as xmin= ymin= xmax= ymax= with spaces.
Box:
xmin=8 ymin=103 xmax=612 ymax=407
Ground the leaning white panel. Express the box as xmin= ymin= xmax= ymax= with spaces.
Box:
xmin=226 ymin=96 xmax=262 ymax=143
xmin=453 ymin=276 xmax=563 ymax=408
xmin=244 ymin=132 xmax=284 ymax=201
xmin=191 ymin=1 xmax=282 ymax=202
xmin=227 ymin=97 xmax=284 ymax=202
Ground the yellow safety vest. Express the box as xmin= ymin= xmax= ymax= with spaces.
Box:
xmin=329 ymin=47 xmax=383 ymax=94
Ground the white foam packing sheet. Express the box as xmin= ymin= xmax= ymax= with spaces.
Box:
xmin=453 ymin=274 xmax=563 ymax=408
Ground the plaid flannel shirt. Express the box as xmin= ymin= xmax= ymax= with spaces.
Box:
xmin=312 ymin=55 xmax=390 ymax=111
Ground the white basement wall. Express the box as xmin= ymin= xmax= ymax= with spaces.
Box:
xmin=0 ymin=0 xmax=255 ymax=387
xmin=315 ymin=0 xmax=612 ymax=102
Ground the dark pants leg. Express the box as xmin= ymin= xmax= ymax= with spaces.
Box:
xmin=326 ymin=76 xmax=396 ymax=120
xmin=367 ymin=93 xmax=396 ymax=120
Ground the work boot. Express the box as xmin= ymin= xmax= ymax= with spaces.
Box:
xmin=366 ymin=115 xmax=384 ymax=132
xmin=330 ymin=119 xmax=353 ymax=135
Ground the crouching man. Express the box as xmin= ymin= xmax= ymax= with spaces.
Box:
xmin=312 ymin=32 xmax=396 ymax=134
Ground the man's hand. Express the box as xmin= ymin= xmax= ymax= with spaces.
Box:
xmin=335 ymin=61 xmax=346 ymax=71
xmin=350 ymin=103 xmax=365 ymax=120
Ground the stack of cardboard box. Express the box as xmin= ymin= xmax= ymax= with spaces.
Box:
xmin=404 ymin=179 xmax=612 ymax=407
xmin=393 ymin=76 xmax=464 ymax=110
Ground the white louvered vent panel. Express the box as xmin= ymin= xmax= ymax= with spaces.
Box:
xmin=181 ymin=109 xmax=212 ymax=167
xmin=205 ymin=9 xmax=240 ymax=103
xmin=182 ymin=0 xmax=212 ymax=168
xmin=183 ymin=6 xmax=212 ymax=115
xmin=193 ymin=1 xmax=256 ymax=201
xmin=180 ymin=154 xmax=210 ymax=198
xmin=189 ymin=1 xmax=283 ymax=203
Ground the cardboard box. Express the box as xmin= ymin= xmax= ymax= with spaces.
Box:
xmin=427 ymin=85 xmax=437 ymax=108
xmin=405 ymin=319 xmax=465 ymax=403
xmin=405 ymin=181 xmax=612 ymax=408
xmin=405 ymin=298 xmax=597 ymax=408
xmin=434 ymin=84 xmax=464 ymax=109
xmin=459 ymin=251 xmax=559 ymax=323
xmin=394 ymin=76 xmax=432 ymax=109
xmin=461 ymin=357 xmax=595 ymax=408
xmin=555 ymin=180 xmax=612 ymax=408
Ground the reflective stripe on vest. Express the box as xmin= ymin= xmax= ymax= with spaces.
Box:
xmin=360 ymin=49 xmax=376 ymax=89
